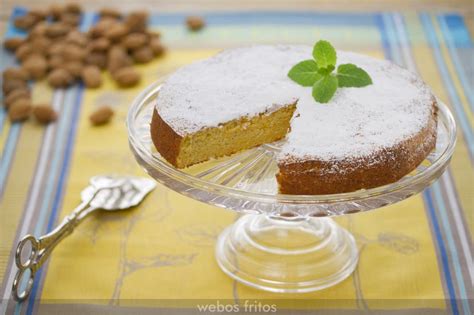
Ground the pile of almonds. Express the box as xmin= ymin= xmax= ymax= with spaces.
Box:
xmin=2 ymin=3 xmax=167 ymax=124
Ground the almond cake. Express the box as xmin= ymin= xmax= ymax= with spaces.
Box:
xmin=150 ymin=45 xmax=437 ymax=194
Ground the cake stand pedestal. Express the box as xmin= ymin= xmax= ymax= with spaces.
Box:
xmin=128 ymin=82 xmax=456 ymax=293
xmin=216 ymin=214 xmax=358 ymax=293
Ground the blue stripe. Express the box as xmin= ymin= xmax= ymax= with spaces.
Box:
xmin=374 ymin=14 xmax=392 ymax=60
xmin=150 ymin=11 xmax=377 ymax=26
xmin=381 ymin=13 xmax=403 ymax=65
xmin=437 ymin=14 xmax=474 ymax=112
xmin=444 ymin=14 xmax=473 ymax=48
xmin=0 ymin=125 xmax=21 ymax=197
xmin=424 ymin=189 xmax=460 ymax=315
xmin=420 ymin=13 xmax=474 ymax=159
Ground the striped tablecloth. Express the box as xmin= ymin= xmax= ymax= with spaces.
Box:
xmin=0 ymin=7 xmax=472 ymax=315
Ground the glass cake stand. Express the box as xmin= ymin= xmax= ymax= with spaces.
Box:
xmin=127 ymin=81 xmax=457 ymax=293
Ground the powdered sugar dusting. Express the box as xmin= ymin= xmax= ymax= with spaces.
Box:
xmin=156 ymin=45 xmax=307 ymax=135
xmin=156 ymin=45 xmax=435 ymax=162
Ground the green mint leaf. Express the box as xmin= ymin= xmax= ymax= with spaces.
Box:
xmin=336 ymin=63 xmax=373 ymax=87
xmin=287 ymin=60 xmax=321 ymax=86
xmin=312 ymin=40 xmax=337 ymax=69
xmin=317 ymin=65 xmax=335 ymax=76
xmin=312 ymin=74 xmax=338 ymax=103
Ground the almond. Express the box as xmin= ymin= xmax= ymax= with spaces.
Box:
xmin=65 ymin=2 xmax=82 ymax=15
xmin=104 ymin=23 xmax=129 ymax=41
xmin=49 ymin=4 xmax=64 ymax=21
xmin=147 ymin=30 xmax=161 ymax=40
xmin=46 ymin=22 xmax=70 ymax=38
xmin=113 ymin=66 xmax=140 ymax=87
xmin=9 ymin=99 xmax=32 ymax=122
xmin=4 ymin=89 xmax=30 ymax=109
xmin=3 ymin=67 xmax=29 ymax=81
xmin=88 ymin=37 xmax=110 ymax=52
xmin=89 ymin=106 xmax=114 ymax=125
xmin=61 ymin=61 xmax=83 ymax=78
xmin=99 ymin=8 xmax=122 ymax=19
xmin=99 ymin=16 xmax=120 ymax=24
xmin=122 ymin=33 xmax=148 ymax=49
xmin=29 ymin=22 xmax=48 ymax=38
xmin=15 ymin=43 xmax=33 ymax=61
xmin=84 ymin=52 xmax=107 ymax=69
xmin=29 ymin=36 xmax=51 ymax=54
xmin=60 ymin=13 xmax=81 ymax=26
xmin=33 ymin=105 xmax=58 ymax=124
xmin=88 ymin=18 xmax=116 ymax=38
xmin=81 ymin=65 xmax=102 ymax=88
xmin=14 ymin=13 xmax=38 ymax=30
xmin=107 ymin=45 xmax=132 ymax=74
xmin=47 ymin=68 xmax=74 ymax=88
xmin=186 ymin=16 xmax=205 ymax=31
xmin=29 ymin=9 xmax=48 ymax=20
xmin=150 ymin=38 xmax=165 ymax=57
xmin=3 ymin=79 xmax=28 ymax=95
xmin=62 ymin=44 xmax=86 ymax=61
xmin=48 ymin=54 xmax=65 ymax=69
xmin=132 ymin=46 xmax=153 ymax=64
xmin=47 ymin=42 xmax=66 ymax=56
xmin=23 ymin=54 xmax=48 ymax=79
xmin=125 ymin=11 xmax=148 ymax=32
xmin=65 ymin=30 xmax=88 ymax=47
xmin=4 ymin=37 xmax=25 ymax=51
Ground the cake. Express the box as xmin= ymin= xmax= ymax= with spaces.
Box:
xmin=150 ymin=45 xmax=438 ymax=194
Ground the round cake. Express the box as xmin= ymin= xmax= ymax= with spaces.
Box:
xmin=150 ymin=45 xmax=438 ymax=194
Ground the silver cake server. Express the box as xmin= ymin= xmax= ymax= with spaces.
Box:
xmin=12 ymin=175 xmax=156 ymax=302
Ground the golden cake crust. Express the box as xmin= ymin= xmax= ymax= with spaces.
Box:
xmin=277 ymin=101 xmax=438 ymax=194
xmin=150 ymin=108 xmax=183 ymax=167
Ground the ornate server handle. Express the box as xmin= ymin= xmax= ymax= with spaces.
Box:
xmin=12 ymin=194 xmax=100 ymax=302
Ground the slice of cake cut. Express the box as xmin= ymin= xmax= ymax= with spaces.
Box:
xmin=151 ymin=103 xmax=296 ymax=168
xmin=150 ymin=45 xmax=437 ymax=194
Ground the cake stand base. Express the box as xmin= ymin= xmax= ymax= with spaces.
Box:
xmin=216 ymin=214 xmax=358 ymax=293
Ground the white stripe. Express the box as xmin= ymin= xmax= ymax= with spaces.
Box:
xmin=394 ymin=10 xmax=474 ymax=298
xmin=0 ymin=91 xmax=63 ymax=314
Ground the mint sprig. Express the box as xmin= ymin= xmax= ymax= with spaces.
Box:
xmin=336 ymin=64 xmax=372 ymax=87
xmin=312 ymin=75 xmax=338 ymax=103
xmin=312 ymin=40 xmax=336 ymax=69
xmin=287 ymin=40 xmax=373 ymax=103
xmin=287 ymin=60 xmax=319 ymax=86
